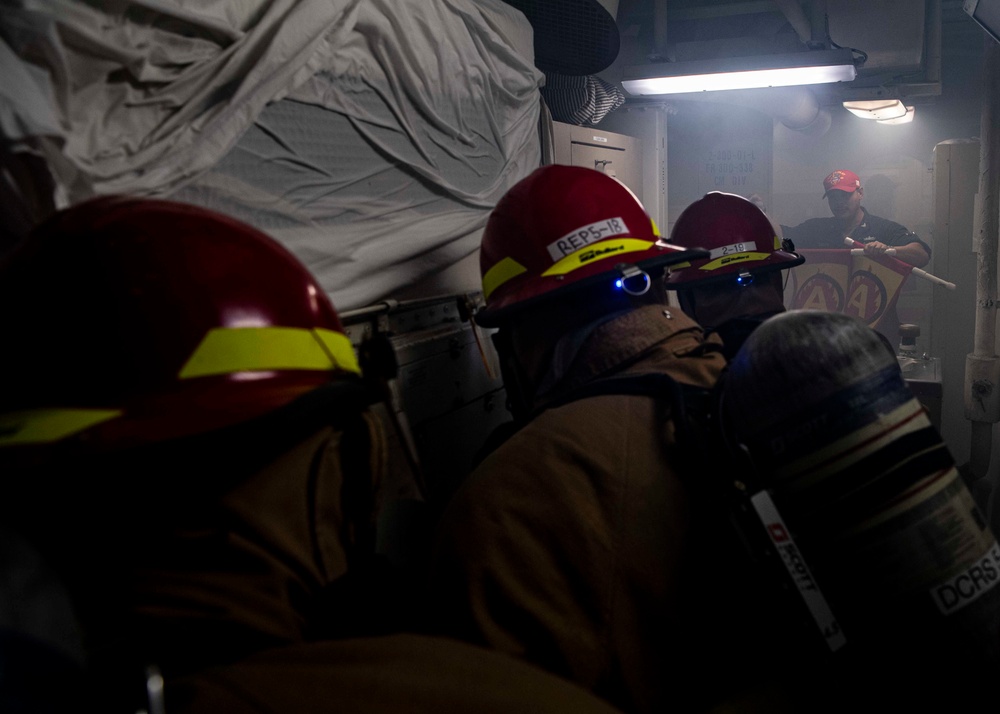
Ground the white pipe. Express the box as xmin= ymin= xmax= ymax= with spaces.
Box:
xmin=850 ymin=248 xmax=897 ymax=256
xmin=967 ymin=37 xmax=1000 ymax=480
xmin=773 ymin=0 xmax=814 ymax=46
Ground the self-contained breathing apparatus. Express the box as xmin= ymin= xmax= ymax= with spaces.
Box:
xmin=485 ymin=336 xmax=996 ymax=712
xmin=722 ymin=310 xmax=1000 ymax=711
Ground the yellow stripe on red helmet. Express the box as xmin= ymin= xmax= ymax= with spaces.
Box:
xmin=0 ymin=408 xmax=122 ymax=446
xmin=482 ymin=257 xmax=528 ymax=301
xmin=0 ymin=327 xmax=359 ymax=447
xmin=179 ymin=327 xmax=360 ymax=379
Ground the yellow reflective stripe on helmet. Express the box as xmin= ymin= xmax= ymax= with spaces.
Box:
xmin=483 ymin=257 xmax=527 ymax=300
xmin=313 ymin=328 xmax=361 ymax=375
xmin=542 ymin=239 xmax=653 ymax=277
xmin=180 ymin=327 xmax=360 ymax=379
xmin=698 ymin=252 xmax=771 ymax=271
xmin=0 ymin=408 xmax=122 ymax=446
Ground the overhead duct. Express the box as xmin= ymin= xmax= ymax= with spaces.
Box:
xmin=501 ymin=0 xmax=620 ymax=75
xmin=772 ymin=0 xmax=816 ymax=46
xmin=772 ymin=87 xmax=833 ymax=136
xmin=775 ymin=0 xmax=839 ymax=50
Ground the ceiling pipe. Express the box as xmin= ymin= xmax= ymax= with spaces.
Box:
xmin=768 ymin=85 xmax=828 ymax=132
xmin=651 ymin=0 xmax=671 ymax=62
xmin=772 ymin=0 xmax=814 ymax=46
xmin=772 ymin=0 xmax=833 ymax=48
xmin=807 ymin=0 xmax=830 ymax=47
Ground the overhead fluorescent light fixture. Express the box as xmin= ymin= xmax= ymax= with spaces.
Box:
xmin=877 ymin=105 xmax=915 ymax=125
xmin=621 ymin=49 xmax=857 ymax=96
xmin=843 ymin=99 xmax=908 ymax=120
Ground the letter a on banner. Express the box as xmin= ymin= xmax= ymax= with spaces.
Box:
xmin=786 ymin=249 xmax=912 ymax=333
xmin=785 ymin=249 xmax=850 ymax=313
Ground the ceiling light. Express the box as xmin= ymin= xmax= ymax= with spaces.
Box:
xmin=621 ymin=49 xmax=857 ymax=96
xmin=877 ymin=105 xmax=915 ymax=125
xmin=842 ymin=99 xmax=908 ymax=120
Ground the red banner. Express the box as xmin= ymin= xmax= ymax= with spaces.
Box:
xmin=785 ymin=249 xmax=913 ymax=333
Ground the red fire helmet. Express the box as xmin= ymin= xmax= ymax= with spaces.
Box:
xmin=475 ymin=165 xmax=707 ymax=327
xmin=665 ymin=192 xmax=803 ymax=288
xmin=0 ymin=196 xmax=361 ymax=458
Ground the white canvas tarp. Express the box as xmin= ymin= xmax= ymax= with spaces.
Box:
xmin=1 ymin=0 xmax=544 ymax=309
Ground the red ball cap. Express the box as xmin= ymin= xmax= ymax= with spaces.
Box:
xmin=822 ymin=169 xmax=862 ymax=198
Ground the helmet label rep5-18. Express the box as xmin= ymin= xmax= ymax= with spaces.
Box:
xmin=547 ymin=217 xmax=630 ymax=261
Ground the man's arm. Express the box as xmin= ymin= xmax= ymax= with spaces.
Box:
xmin=859 ymin=218 xmax=931 ymax=267
xmin=860 ymin=240 xmax=930 ymax=267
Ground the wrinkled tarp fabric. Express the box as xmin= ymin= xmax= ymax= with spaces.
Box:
xmin=1 ymin=0 xmax=543 ymax=310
